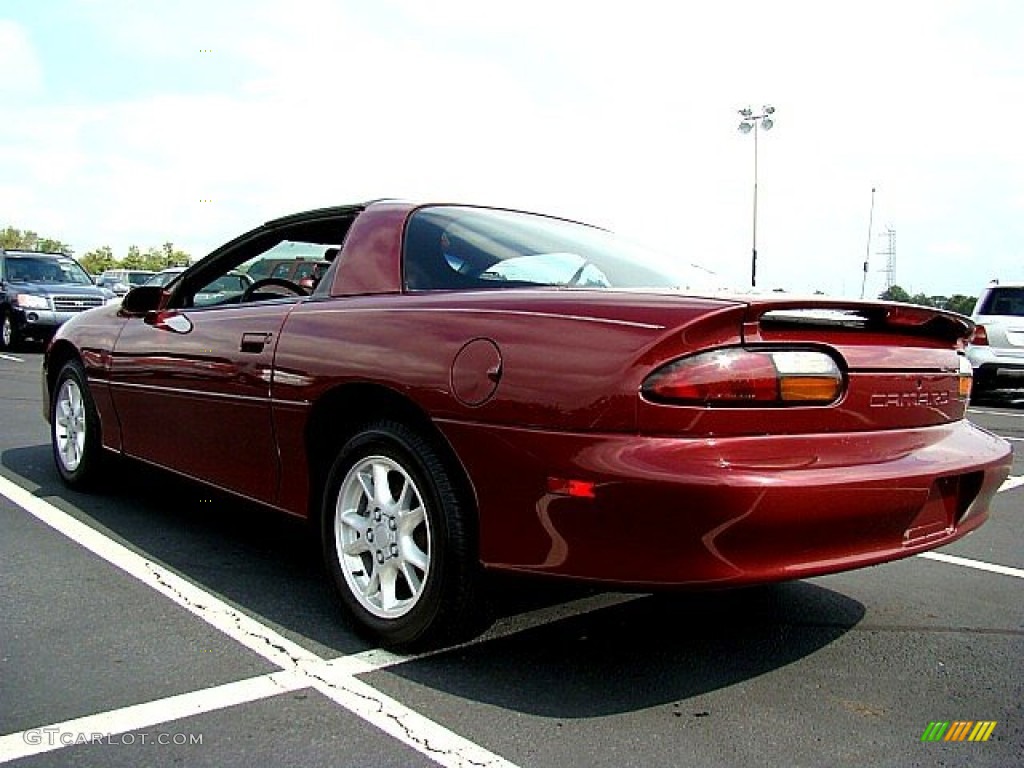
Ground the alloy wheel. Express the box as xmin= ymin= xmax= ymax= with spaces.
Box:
xmin=54 ymin=378 xmax=87 ymax=472
xmin=334 ymin=455 xmax=432 ymax=619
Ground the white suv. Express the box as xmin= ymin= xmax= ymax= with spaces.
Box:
xmin=966 ymin=281 xmax=1024 ymax=394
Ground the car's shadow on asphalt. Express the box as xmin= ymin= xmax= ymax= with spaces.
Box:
xmin=387 ymin=580 xmax=863 ymax=717
xmin=3 ymin=444 xmax=865 ymax=717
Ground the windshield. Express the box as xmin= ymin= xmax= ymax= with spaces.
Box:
xmin=403 ymin=206 xmax=718 ymax=292
xmin=127 ymin=271 xmax=155 ymax=286
xmin=6 ymin=255 xmax=95 ymax=285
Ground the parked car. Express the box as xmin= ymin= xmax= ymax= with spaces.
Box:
xmin=0 ymin=249 xmax=115 ymax=349
xmin=243 ymin=256 xmax=331 ymax=290
xmin=42 ymin=201 xmax=1012 ymax=649
xmin=144 ymin=266 xmax=250 ymax=304
xmin=96 ymin=269 xmax=156 ymax=295
xmin=143 ymin=267 xmax=187 ymax=288
xmin=966 ymin=280 xmax=1024 ymax=395
xmin=193 ymin=271 xmax=253 ymax=306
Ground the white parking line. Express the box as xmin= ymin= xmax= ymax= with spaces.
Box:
xmin=0 ymin=353 xmax=23 ymax=363
xmin=0 ymin=672 xmax=305 ymax=762
xmin=0 ymin=475 xmax=319 ymax=670
xmin=0 ymin=475 xmax=519 ymax=768
xmin=0 ymin=587 xmax=634 ymax=763
xmin=998 ymin=475 xmax=1024 ymax=493
xmin=917 ymin=552 xmax=1024 ymax=580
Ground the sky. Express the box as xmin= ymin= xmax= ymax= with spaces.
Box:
xmin=1 ymin=0 xmax=1022 ymax=298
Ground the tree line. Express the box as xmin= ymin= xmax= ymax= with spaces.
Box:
xmin=1 ymin=226 xmax=191 ymax=275
xmin=878 ymin=285 xmax=976 ymax=317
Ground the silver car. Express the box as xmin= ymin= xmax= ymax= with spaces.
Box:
xmin=966 ymin=281 xmax=1024 ymax=393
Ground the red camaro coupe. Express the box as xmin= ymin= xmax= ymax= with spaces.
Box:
xmin=43 ymin=201 xmax=1012 ymax=648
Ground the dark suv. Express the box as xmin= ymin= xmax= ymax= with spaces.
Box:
xmin=0 ymin=249 xmax=115 ymax=349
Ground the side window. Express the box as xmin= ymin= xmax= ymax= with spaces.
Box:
xmin=180 ymin=242 xmax=340 ymax=308
xmin=168 ymin=211 xmax=358 ymax=310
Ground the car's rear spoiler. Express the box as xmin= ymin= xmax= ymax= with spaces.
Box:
xmin=738 ymin=299 xmax=974 ymax=345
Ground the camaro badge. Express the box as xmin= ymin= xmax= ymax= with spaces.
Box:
xmin=869 ymin=391 xmax=950 ymax=407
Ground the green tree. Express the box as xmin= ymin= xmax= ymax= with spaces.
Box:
xmin=1 ymin=225 xmax=73 ymax=255
xmin=142 ymin=247 xmax=164 ymax=271
xmin=946 ymin=294 xmax=976 ymax=316
xmin=121 ymin=245 xmax=144 ymax=268
xmin=909 ymin=292 xmax=934 ymax=307
xmin=879 ymin=285 xmax=976 ymax=313
xmin=79 ymin=246 xmax=116 ymax=275
xmin=879 ymin=285 xmax=911 ymax=303
xmin=160 ymin=241 xmax=191 ymax=268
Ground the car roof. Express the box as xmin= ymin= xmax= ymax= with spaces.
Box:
xmin=264 ymin=202 xmax=372 ymax=229
xmin=3 ymin=250 xmax=67 ymax=259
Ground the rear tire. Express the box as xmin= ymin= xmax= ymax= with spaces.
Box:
xmin=51 ymin=360 xmax=105 ymax=489
xmin=322 ymin=420 xmax=488 ymax=649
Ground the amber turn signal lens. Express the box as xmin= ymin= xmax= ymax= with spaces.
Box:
xmin=957 ymin=355 xmax=973 ymax=399
xmin=780 ymin=376 xmax=843 ymax=402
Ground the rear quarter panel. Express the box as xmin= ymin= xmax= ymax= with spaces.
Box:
xmin=269 ymin=290 xmax=744 ymax=515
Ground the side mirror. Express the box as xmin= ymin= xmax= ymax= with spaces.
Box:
xmin=119 ymin=285 xmax=164 ymax=315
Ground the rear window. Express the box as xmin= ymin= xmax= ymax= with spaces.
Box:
xmin=977 ymin=287 xmax=1024 ymax=316
xmin=403 ymin=206 xmax=717 ymax=292
xmin=127 ymin=271 xmax=155 ymax=286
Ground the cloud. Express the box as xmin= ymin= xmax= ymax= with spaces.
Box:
xmin=2 ymin=0 xmax=1023 ymax=295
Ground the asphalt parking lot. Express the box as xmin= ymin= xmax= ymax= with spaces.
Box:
xmin=1 ymin=347 xmax=1021 ymax=767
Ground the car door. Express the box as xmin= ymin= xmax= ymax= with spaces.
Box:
xmin=109 ymin=299 xmax=293 ymax=504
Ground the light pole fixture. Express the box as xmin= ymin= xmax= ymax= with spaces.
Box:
xmin=738 ymin=105 xmax=775 ymax=288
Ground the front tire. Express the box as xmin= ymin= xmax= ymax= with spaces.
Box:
xmin=322 ymin=420 xmax=486 ymax=649
xmin=0 ymin=311 xmax=18 ymax=350
xmin=51 ymin=360 xmax=105 ymax=488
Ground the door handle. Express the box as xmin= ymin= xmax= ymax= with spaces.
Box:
xmin=240 ymin=332 xmax=272 ymax=353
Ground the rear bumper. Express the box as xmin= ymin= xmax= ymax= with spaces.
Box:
xmin=440 ymin=419 xmax=1012 ymax=587
xmin=967 ymin=346 xmax=1024 ymax=389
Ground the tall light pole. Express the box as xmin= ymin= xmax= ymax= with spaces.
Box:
xmin=738 ymin=105 xmax=775 ymax=288
xmin=859 ymin=186 xmax=876 ymax=299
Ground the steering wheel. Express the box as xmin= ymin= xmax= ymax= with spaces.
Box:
xmin=241 ymin=277 xmax=310 ymax=302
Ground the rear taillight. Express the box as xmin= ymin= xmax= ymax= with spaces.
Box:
xmin=642 ymin=348 xmax=844 ymax=406
xmin=970 ymin=325 xmax=989 ymax=345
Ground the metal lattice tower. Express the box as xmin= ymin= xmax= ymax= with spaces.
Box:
xmin=879 ymin=227 xmax=896 ymax=291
